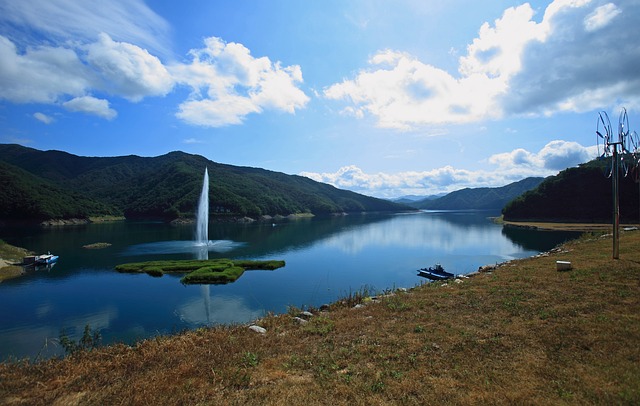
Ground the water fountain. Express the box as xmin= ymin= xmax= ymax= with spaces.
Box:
xmin=123 ymin=166 xmax=243 ymax=256
xmin=196 ymin=167 xmax=209 ymax=247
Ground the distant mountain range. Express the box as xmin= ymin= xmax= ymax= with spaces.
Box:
xmin=392 ymin=193 xmax=446 ymax=204
xmin=403 ymin=177 xmax=545 ymax=211
xmin=5 ymin=144 xmax=617 ymax=225
xmin=0 ymin=144 xmax=407 ymax=222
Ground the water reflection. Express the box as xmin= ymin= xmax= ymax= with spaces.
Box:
xmin=123 ymin=239 xmax=244 ymax=256
xmin=0 ymin=211 xmax=582 ymax=361
xmin=177 ymin=291 xmax=263 ymax=326
xmin=0 ymin=306 xmax=118 ymax=360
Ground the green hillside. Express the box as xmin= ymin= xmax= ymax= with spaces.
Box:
xmin=502 ymin=159 xmax=640 ymax=223
xmin=411 ymin=177 xmax=544 ymax=211
xmin=0 ymin=144 xmax=407 ymax=222
xmin=0 ymin=161 xmax=116 ymax=221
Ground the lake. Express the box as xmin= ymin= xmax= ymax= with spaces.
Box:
xmin=0 ymin=211 xmax=580 ymax=360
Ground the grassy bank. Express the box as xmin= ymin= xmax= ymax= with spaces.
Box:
xmin=1 ymin=231 xmax=639 ymax=404
xmin=0 ymin=240 xmax=32 ymax=282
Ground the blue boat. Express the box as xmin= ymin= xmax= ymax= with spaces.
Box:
xmin=417 ymin=264 xmax=455 ymax=280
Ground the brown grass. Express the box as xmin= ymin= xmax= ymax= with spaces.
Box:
xmin=1 ymin=231 xmax=639 ymax=405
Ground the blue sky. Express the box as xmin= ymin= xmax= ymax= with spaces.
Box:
xmin=1 ymin=0 xmax=639 ymax=198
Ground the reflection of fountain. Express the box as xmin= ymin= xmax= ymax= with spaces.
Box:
xmin=201 ymin=285 xmax=211 ymax=323
xmin=196 ymin=168 xmax=209 ymax=247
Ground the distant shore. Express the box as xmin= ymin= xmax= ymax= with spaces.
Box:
xmin=502 ymin=220 xmax=639 ymax=232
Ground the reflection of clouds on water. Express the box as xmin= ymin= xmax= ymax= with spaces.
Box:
xmin=122 ymin=239 xmax=244 ymax=256
xmin=177 ymin=288 xmax=262 ymax=326
xmin=321 ymin=213 xmax=515 ymax=255
xmin=35 ymin=302 xmax=53 ymax=318
xmin=0 ymin=307 xmax=118 ymax=360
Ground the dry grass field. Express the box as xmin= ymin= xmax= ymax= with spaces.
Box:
xmin=1 ymin=230 xmax=639 ymax=405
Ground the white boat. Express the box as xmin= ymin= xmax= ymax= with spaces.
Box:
xmin=34 ymin=253 xmax=59 ymax=265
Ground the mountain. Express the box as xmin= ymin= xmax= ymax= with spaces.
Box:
xmin=392 ymin=193 xmax=446 ymax=204
xmin=502 ymin=159 xmax=640 ymax=223
xmin=0 ymin=144 xmax=408 ymax=222
xmin=410 ymin=177 xmax=545 ymax=211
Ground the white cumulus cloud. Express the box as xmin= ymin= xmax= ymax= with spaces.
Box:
xmin=0 ymin=35 xmax=90 ymax=104
xmin=171 ymin=37 xmax=309 ymax=127
xmin=63 ymin=96 xmax=117 ymax=120
xmin=325 ymin=0 xmax=640 ymax=129
xmin=86 ymin=33 xmax=174 ymax=101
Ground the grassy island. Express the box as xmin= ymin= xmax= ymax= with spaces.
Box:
xmin=115 ymin=259 xmax=285 ymax=284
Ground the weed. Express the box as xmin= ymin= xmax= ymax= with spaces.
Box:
xmin=241 ymin=351 xmax=259 ymax=368
xmin=59 ymin=324 xmax=102 ymax=355
xmin=304 ymin=316 xmax=335 ymax=336
xmin=385 ymin=295 xmax=411 ymax=311
xmin=370 ymin=380 xmax=385 ymax=393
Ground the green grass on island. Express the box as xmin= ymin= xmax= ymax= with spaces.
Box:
xmin=115 ymin=259 xmax=285 ymax=284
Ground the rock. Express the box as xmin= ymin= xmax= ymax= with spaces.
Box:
xmin=453 ymin=278 xmax=464 ymax=284
xmin=353 ymin=304 xmax=365 ymax=309
xmin=293 ymin=317 xmax=308 ymax=325
xmin=319 ymin=304 xmax=330 ymax=311
xmin=40 ymin=218 xmax=89 ymax=227
xmin=248 ymin=325 xmax=266 ymax=334
xmin=299 ymin=311 xmax=313 ymax=319
xmin=478 ymin=265 xmax=496 ymax=273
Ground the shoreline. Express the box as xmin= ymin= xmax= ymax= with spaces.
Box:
xmin=502 ymin=220 xmax=639 ymax=232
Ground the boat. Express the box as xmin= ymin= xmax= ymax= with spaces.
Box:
xmin=33 ymin=253 xmax=59 ymax=265
xmin=417 ymin=264 xmax=455 ymax=280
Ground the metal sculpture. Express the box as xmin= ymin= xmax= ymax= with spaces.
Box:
xmin=595 ymin=108 xmax=637 ymax=259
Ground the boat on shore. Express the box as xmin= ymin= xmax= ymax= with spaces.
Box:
xmin=417 ymin=264 xmax=455 ymax=280
xmin=23 ymin=253 xmax=59 ymax=267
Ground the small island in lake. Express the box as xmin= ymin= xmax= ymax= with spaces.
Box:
xmin=115 ymin=259 xmax=285 ymax=284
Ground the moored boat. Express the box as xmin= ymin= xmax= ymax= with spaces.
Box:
xmin=35 ymin=254 xmax=58 ymax=265
xmin=417 ymin=264 xmax=455 ymax=280
xmin=24 ymin=252 xmax=59 ymax=266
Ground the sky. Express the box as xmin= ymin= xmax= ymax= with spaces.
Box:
xmin=1 ymin=0 xmax=639 ymax=199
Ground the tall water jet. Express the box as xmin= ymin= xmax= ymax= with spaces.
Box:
xmin=195 ymin=167 xmax=209 ymax=247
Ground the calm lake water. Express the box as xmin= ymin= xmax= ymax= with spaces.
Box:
xmin=0 ymin=211 xmax=579 ymax=360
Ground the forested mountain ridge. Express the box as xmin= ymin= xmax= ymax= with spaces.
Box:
xmin=502 ymin=159 xmax=640 ymax=223
xmin=0 ymin=144 xmax=408 ymax=222
xmin=409 ymin=177 xmax=544 ymax=210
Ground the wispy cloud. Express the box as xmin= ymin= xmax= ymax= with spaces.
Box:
xmin=33 ymin=112 xmax=54 ymax=124
xmin=0 ymin=0 xmax=171 ymax=56
xmin=324 ymin=0 xmax=640 ymax=129
xmin=300 ymin=140 xmax=597 ymax=198
xmin=183 ymin=138 xmax=205 ymax=144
